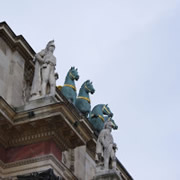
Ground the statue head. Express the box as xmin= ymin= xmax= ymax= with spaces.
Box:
xmin=46 ymin=40 xmax=55 ymax=53
xmin=84 ymin=80 xmax=95 ymax=94
xmin=102 ymin=104 xmax=113 ymax=117
xmin=69 ymin=67 xmax=79 ymax=80
xmin=104 ymin=116 xmax=118 ymax=130
xmin=104 ymin=118 xmax=115 ymax=131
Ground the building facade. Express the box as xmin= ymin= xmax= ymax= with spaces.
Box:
xmin=0 ymin=22 xmax=133 ymax=180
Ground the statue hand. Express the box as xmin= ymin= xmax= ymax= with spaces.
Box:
xmin=55 ymin=72 xmax=59 ymax=80
xmin=113 ymin=143 xmax=117 ymax=150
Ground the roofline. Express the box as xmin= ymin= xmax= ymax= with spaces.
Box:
xmin=0 ymin=21 xmax=35 ymax=64
xmin=117 ymin=158 xmax=133 ymax=180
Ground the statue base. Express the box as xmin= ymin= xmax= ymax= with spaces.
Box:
xmin=16 ymin=96 xmax=58 ymax=112
xmin=93 ymin=169 xmax=122 ymax=180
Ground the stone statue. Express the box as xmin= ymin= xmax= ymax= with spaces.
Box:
xmin=95 ymin=118 xmax=117 ymax=171
xmin=89 ymin=104 xmax=118 ymax=133
xmin=75 ymin=80 xmax=95 ymax=118
xmin=61 ymin=67 xmax=79 ymax=104
xmin=30 ymin=40 xmax=58 ymax=100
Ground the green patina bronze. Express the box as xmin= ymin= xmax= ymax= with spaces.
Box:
xmin=75 ymin=80 xmax=95 ymax=118
xmin=89 ymin=104 xmax=118 ymax=132
xmin=61 ymin=67 xmax=79 ymax=104
xmin=61 ymin=68 xmax=118 ymax=133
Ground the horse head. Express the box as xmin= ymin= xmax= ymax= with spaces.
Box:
xmin=84 ymin=80 xmax=95 ymax=94
xmin=102 ymin=104 xmax=113 ymax=117
xmin=69 ymin=67 xmax=79 ymax=81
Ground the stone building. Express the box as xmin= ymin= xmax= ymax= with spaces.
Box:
xmin=0 ymin=21 xmax=133 ymax=180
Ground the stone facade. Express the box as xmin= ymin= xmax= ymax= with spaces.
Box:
xmin=0 ymin=22 xmax=133 ymax=180
xmin=0 ymin=37 xmax=25 ymax=107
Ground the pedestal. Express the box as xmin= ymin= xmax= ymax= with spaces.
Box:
xmin=16 ymin=96 xmax=59 ymax=112
xmin=93 ymin=169 xmax=122 ymax=180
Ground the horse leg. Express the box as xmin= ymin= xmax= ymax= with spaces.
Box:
xmin=72 ymin=97 xmax=75 ymax=105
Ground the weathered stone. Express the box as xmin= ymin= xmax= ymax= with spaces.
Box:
xmin=30 ymin=40 xmax=59 ymax=100
xmin=0 ymin=37 xmax=7 ymax=55
xmin=93 ymin=169 xmax=122 ymax=180
xmin=95 ymin=118 xmax=117 ymax=171
xmin=17 ymin=168 xmax=61 ymax=180
xmin=0 ymin=38 xmax=25 ymax=107
xmin=16 ymin=95 xmax=58 ymax=112
xmin=62 ymin=146 xmax=97 ymax=180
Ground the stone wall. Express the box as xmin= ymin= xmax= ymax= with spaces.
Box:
xmin=0 ymin=37 xmax=25 ymax=107
xmin=62 ymin=146 xmax=96 ymax=180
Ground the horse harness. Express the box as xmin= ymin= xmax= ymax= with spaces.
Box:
xmin=69 ymin=72 xmax=76 ymax=79
xmin=102 ymin=105 xmax=111 ymax=115
xmin=76 ymin=82 xmax=91 ymax=103
xmin=77 ymin=96 xmax=91 ymax=103
xmin=85 ymin=84 xmax=91 ymax=92
xmin=63 ymin=72 xmax=77 ymax=91
xmin=63 ymin=84 xmax=76 ymax=91
xmin=91 ymin=105 xmax=111 ymax=122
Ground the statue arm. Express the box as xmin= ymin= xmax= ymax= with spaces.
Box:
xmin=99 ymin=131 xmax=106 ymax=148
xmin=113 ymin=143 xmax=117 ymax=150
xmin=55 ymin=72 xmax=59 ymax=80
xmin=35 ymin=50 xmax=45 ymax=63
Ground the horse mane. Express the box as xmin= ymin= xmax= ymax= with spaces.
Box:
xmin=78 ymin=80 xmax=89 ymax=94
xmin=93 ymin=104 xmax=105 ymax=109
xmin=80 ymin=80 xmax=90 ymax=88
xmin=64 ymin=67 xmax=72 ymax=83
xmin=64 ymin=70 xmax=70 ymax=82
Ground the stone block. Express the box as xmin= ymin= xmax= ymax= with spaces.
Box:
xmin=0 ymin=37 xmax=7 ymax=55
xmin=16 ymin=96 xmax=59 ymax=111
xmin=93 ymin=169 xmax=122 ymax=180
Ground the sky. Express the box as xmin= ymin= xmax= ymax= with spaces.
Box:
xmin=1 ymin=0 xmax=180 ymax=179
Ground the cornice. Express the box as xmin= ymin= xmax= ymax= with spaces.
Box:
xmin=0 ymin=21 xmax=35 ymax=63
xmin=0 ymin=97 xmax=87 ymax=150
xmin=0 ymin=154 xmax=78 ymax=179
xmin=116 ymin=159 xmax=133 ymax=180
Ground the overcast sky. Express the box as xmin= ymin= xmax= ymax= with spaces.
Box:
xmin=1 ymin=0 xmax=180 ymax=179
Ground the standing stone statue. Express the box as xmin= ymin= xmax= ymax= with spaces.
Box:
xmin=95 ymin=118 xmax=117 ymax=171
xmin=30 ymin=40 xmax=58 ymax=100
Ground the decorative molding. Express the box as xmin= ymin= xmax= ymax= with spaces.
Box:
xmin=0 ymin=96 xmax=94 ymax=151
xmin=0 ymin=154 xmax=78 ymax=179
xmin=0 ymin=22 xmax=35 ymax=61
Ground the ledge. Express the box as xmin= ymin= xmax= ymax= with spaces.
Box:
xmin=0 ymin=154 xmax=78 ymax=179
